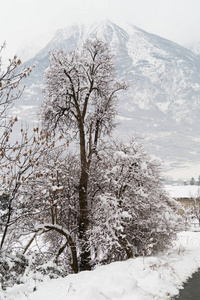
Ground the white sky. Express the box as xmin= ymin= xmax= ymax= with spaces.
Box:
xmin=1 ymin=0 xmax=200 ymax=59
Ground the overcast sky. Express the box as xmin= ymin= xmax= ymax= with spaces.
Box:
xmin=1 ymin=0 xmax=200 ymax=59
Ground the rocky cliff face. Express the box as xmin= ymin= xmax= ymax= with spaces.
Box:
xmin=14 ymin=20 xmax=200 ymax=177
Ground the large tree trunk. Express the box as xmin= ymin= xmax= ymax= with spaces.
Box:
xmin=78 ymin=122 xmax=91 ymax=271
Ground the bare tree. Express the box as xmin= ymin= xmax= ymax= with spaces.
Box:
xmin=0 ymin=42 xmax=32 ymax=121
xmin=0 ymin=45 xmax=56 ymax=254
xmin=0 ymin=44 xmax=34 ymax=252
xmin=0 ymin=126 xmax=57 ymax=252
xmin=41 ymin=38 xmax=127 ymax=270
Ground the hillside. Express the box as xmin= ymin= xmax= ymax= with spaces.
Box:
xmin=14 ymin=20 xmax=200 ymax=179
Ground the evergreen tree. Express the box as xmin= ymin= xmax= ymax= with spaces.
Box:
xmin=190 ymin=177 xmax=195 ymax=185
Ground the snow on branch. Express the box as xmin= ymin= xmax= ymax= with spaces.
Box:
xmin=35 ymin=223 xmax=71 ymax=239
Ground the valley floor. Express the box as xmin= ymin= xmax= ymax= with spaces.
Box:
xmin=2 ymin=229 xmax=200 ymax=300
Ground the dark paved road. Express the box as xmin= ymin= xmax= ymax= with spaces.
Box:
xmin=172 ymin=269 xmax=200 ymax=299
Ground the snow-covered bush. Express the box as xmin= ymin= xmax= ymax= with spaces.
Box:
xmin=0 ymin=251 xmax=68 ymax=290
xmin=0 ymin=253 xmax=28 ymax=290
xmin=87 ymin=140 xmax=184 ymax=265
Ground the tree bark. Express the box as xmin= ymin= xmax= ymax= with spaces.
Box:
xmin=78 ymin=121 xmax=91 ymax=271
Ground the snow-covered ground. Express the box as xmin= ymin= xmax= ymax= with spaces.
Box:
xmin=2 ymin=230 xmax=200 ymax=300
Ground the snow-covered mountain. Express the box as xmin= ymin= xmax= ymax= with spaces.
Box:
xmin=185 ymin=40 xmax=200 ymax=55
xmin=15 ymin=20 xmax=200 ymax=178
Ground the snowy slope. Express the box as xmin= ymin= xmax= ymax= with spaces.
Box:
xmin=14 ymin=20 xmax=200 ymax=177
xmin=2 ymin=231 xmax=200 ymax=300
